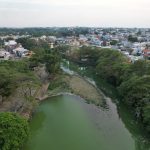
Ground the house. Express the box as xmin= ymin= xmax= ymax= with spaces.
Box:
xmin=48 ymin=36 xmax=57 ymax=42
xmin=90 ymin=37 xmax=101 ymax=46
xmin=4 ymin=40 xmax=17 ymax=47
xmin=79 ymin=35 xmax=88 ymax=42
xmin=142 ymin=49 xmax=150 ymax=59
xmin=40 ymin=35 xmax=47 ymax=40
xmin=56 ymin=38 xmax=66 ymax=44
xmin=13 ymin=46 xmax=29 ymax=57
xmin=0 ymin=50 xmax=11 ymax=60
xmin=132 ymin=47 xmax=142 ymax=56
xmin=50 ymin=43 xmax=54 ymax=49
xmin=4 ymin=40 xmax=17 ymax=52
xmin=129 ymin=55 xmax=144 ymax=63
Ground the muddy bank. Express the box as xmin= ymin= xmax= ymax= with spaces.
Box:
xmin=65 ymin=75 xmax=103 ymax=105
xmin=0 ymin=67 xmax=103 ymax=119
xmin=46 ymin=73 xmax=104 ymax=106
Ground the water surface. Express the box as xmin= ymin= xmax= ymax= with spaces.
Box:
xmin=24 ymin=95 xmax=150 ymax=150
xmin=24 ymin=60 xmax=150 ymax=150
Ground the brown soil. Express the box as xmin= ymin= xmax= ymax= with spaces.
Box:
xmin=64 ymin=75 xmax=103 ymax=105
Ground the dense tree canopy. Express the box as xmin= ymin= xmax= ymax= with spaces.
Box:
xmin=0 ymin=112 xmax=29 ymax=150
xmin=143 ymin=105 xmax=150 ymax=132
xmin=118 ymin=75 xmax=150 ymax=115
xmin=96 ymin=49 xmax=128 ymax=86
xmin=69 ymin=47 xmax=150 ymax=133
xmin=128 ymin=35 xmax=138 ymax=43
xmin=110 ymin=40 xmax=118 ymax=45
xmin=0 ymin=60 xmax=39 ymax=103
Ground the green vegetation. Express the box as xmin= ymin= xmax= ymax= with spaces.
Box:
xmin=96 ymin=49 xmax=128 ymax=86
xmin=48 ymin=74 xmax=68 ymax=91
xmin=15 ymin=38 xmax=61 ymax=74
xmin=29 ymin=49 xmax=60 ymax=74
xmin=128 ymin=35 xmax=138 ymax=43
xmin=0 ymin=60 xmax=38 ymax=101
xmin=0 ymin=38 xmax=61 ymax=149
xmin=16 ymin=38 xmax=49 ymax=50
xmin=110 ymin=40 xmax=118 ymax=45
xmin=0 ymin=40 xmax=61 ymax=100
xmin=65 ymin=46 xmax=101 ymax=66
xmin=0 ymin=112 xmax=29 ymax=150
xmin=143 ymin=105 xmax=150 ymax=132
xmin=67 ymin=47 xmax=150 ymax=133
xmin=0 ymin=27 xmax=89 ymax=37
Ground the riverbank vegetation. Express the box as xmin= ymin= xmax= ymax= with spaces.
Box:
xmin=0 ymin=61 xmax=38 ymax=149
xmin=64 ymin=46 xmax=150 ymax=134
xmin=0 ymin=60 xmax=39 ymax=105
xmin=0 ymin=112 xmax=29 ymax=150
xmin=0 ymin=40 xmax=61 ymax=149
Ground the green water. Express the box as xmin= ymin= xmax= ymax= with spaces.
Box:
xmin=24 ymin=60 xmax=150 ymax=150
xmin=24 ymin=95 xmax=150 ymax=150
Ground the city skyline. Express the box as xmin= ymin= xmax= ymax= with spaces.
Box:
xmin=0 ymin=0 xmax=150 ymax=28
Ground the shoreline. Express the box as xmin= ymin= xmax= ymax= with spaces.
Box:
xmin=38 ymin=73 xmax=105 ymax=104
xmin=0 ymin=70 xmax=104 ymax=120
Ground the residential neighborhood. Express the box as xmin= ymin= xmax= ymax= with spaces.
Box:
xmin=1 ymin=27 xmax=150 ymax=62
xmin=0 ymin=39 xmax=33 ymax=61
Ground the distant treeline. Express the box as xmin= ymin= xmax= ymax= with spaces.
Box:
xmin=0 ymin=27 xmax=89 ymax=37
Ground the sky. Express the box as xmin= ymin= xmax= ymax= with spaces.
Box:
xmin=0 ymin=0 xmax=150 ymax=28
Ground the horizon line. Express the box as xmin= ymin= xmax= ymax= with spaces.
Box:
xmin=0 ymin=26 xmax=150 ymax=29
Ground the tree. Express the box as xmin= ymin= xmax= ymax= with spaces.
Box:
xmin=118 ymin=75 xmax=150 ymax=119
xmin=77 ymin=46 xmax=100 ymax=66
xmin=16 ymin=38 xmax=37 ymax=50
xmin=0 ymin=112 xmax=29 ymax=150
xmin=0 ymin=60 xmax=38 ymax=103
xmin=96 ymin=49 xmax=128 ymax=86
xmin=128 ymin=35 xmax=138 ymax=42
xmin=143 ymin=105 xmax=150 ymax=132
xmin=20 ymin=81 xmax=40 ymax=103
xmin=0 ymin=67 xmax=15 ymax=98
xmin=43 ymin=53 xmax=60 ymax=74
xmin=110 ymin=40 xmax=118 ymax=45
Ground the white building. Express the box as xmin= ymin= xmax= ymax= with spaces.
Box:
xmin=13 ymin=46 xmax=29 ymax=57
xmin=0 ymin=50 xmax=11 ymax=60
xmin=4 ymin=40 xmax=17 ymax=47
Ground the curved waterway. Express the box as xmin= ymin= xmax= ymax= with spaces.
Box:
xmin=24 ymin=60 xmax=150 ymax=150
xmin=24 ymin=94 xmax=149 ymax=150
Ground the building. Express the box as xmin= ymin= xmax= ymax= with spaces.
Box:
xmin=0 ymin=49 xmax=11 ymax=60
xmin=142 ymin=49 xmax=150 ymax=59
xmin=4 ymin=40 xmax=17 ymax=47
xmin=13 ymin=46 xmax=29 ymax=57
xmin=4 ymin=40 xmax=17 ymax=52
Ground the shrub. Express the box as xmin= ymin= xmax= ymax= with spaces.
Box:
xmin=0 ymin=112 xmax=29 ymax=150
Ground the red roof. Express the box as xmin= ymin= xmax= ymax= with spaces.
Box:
xmin=143 ymin=49 xmax=150 ymax=53
xmin=143 ymin=49 xmax=150 ymax=57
